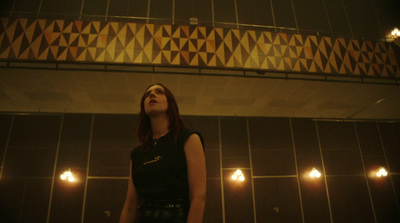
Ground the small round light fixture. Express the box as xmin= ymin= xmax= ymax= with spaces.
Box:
xmin=386 ymin=27 xmax=400 ymax=41
xmin=60 ymin=169 xmax=76 ymax=182
xmin=376 ymin=167 xmax=388 ymax=178
xmin=309 ymin=168 xmax=321 ymax=178
xmin=232 ymin=169 xmax=245 ymax=182
xmin=391 ymin=27 xmax=400 ymax=38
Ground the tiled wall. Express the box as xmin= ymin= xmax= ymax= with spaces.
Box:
xmin=1 ymin=17 xmax=399 ymax=77
xmin=0 ymin=113 xmax=399 ymax=222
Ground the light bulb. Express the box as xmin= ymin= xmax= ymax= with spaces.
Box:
xmin=309 ymin=168 xmax=321 ymax=178
xmin=60 ymin=174 xmax=67 ymax=180
xmin=60 ymin=169 xmax=77 ymax=183
xmin=231 ymin=169 xmax=245 ymax=182
xmin=376 ymin=167 xmax=388 ymax=178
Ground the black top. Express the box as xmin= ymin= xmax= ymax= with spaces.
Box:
xmin=130 ymin=129 xmax=204 ymax=204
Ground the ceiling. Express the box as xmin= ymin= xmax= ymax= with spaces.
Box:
xmin=0 ymin=63 xmax=400 ymax=121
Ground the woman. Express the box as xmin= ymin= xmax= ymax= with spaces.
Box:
xmin=120 ymin=84 xmax=206 ymax=223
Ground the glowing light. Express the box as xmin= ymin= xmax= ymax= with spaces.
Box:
xmin=231 ymin=169 xmax=245 ymax=182
xmin=376 ymin=167 xmax=388 ymax=178
xmin=391 ymin=27 xmax=400 ymax=38
xmin=60 ymin=169 xmax=76 ymax=183
xmin=60 ymin=174 xmax=67 ymax=180
xmin=68 ymin=176 xmax=75 ymax=182
xmin=309 ymin=168 xmax=321 ymax=178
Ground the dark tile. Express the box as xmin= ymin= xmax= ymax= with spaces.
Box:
xmin=271 ymin=0 xmax=297 ymax=28
xmin=84 ymin=179 xmax=127 ymax=223
xmin=108 ymin=0 xmax=130 ymax=16
xmin=237 ymin=0 xmax=274 ymax=26
xmin=49 ymin=169 xmax=86 ymax=223
xmin=193 ymin=0 xmax=213 ymax=22
xmin=3 ymin=147 xmax=56 ymax=177
xmin=342 ymin=0 xmax=382 ymax=39
xmin=205 ymin=150 xmax=220 ymax=178
xmin=324 ymin=0 xmax=352 ymax=37
xmin=248 ymin=117 xmax=293 ymax=150
xmin=0 ymin=0 xmax=14 ymax=11
xmin=8 ymin=115 xmax=62 ymax=148
xmin=204 ymin=178 xmax=223 ymax=223
xmin=356 ymin=122 xmax=385 ymax=156
xmin=82 ymin=0 xmax=108 ymax=15
xmin=385 ymin=148 xmax=400 ymax=173
xmin=40 ymin=0 xmax=81 ymax=15
xmin=299 ymin=175 xmax=331 ymax=223
xmin=19 ymin=179 xmax=52 ymax=222
xmin=252 ymin=149 xmax=296 ymax=176
xmin=223 ymin=169 xmax=254 ymax=223
xmin=150 ymin=0 xmax=173 ymax=20
xmin=317 ymin=121 xmax=359 ymax=150
xmin=127 ymin=0 xmax=148 ymax=17
xmin=89 ymin=147 xmax=131 ymax=176
xmin=13 ymin=0 xmax=41 ymax=13
xmin=367 ymin=173 xmax=400 ymax=223
xmin=214 ymin=0 xmax=236 ymax=24
xmin=220 ymin=117 xmax=249 ymax=168
xmin=322 ymin=149 xmax=364 ymax=175
xmin=253 ymin=177 xmax=302 ymax=223
xmin=291 ymin=118 xmax=321 ymax=158
xmin=0 ymin=178 xmax=25 ymax=222
xmin=57 ymin=114 xmax=92 ymax=169
xmin=378 ymin=122 xmax=400 ymax=149
xmin=91 ymin=114 xmax=138 ymax=150
xmin=327 ymin=176 xmax=375 ymax=223
xmin=0 ymin=115 xmax=13 ymax=165
xmin=175 ymin=0 xmax=193 ymax=21
xmin=292 ymin=0 xmax=330 ymax=32
xmin=392 ymin=175 xmax=400 ymax=217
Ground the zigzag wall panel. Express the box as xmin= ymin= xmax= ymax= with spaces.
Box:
xmin=0 ymin=17 xmax=399 ymax=77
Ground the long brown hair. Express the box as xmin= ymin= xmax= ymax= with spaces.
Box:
xmin=137 ymin=83 xmax=185 ymax=150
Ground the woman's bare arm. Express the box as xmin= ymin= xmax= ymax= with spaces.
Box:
xmin=184 ymin=134 xmax=207 ymax=223
xmin=120 ymin=161 xmax=140 ymax=223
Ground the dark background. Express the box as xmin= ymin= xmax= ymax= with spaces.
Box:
xmin=0 ymin=113 xmax=399 ymax=222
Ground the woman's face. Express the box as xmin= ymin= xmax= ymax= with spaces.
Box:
xmin=144 ymin=84 xmax=168 ymax=117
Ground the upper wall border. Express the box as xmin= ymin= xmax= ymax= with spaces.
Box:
xmin=0 ymin=17 xmax=399 ymax=77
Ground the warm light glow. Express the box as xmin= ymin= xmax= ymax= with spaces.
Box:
xmin=231 ymin=169 xmax=245 ymax=182
xmin=60 ymin=174 xmax=67 ymax=180
xmin=387 ymin=27 xmax=400 ymax=41
xmin=60 ymin=169 xmax=76 ymax=183
xmin=309 ymin=168 xmax=321 ymax=178
xmin=391 ymin=27 xmax=400 ymax=38
xmin=376 ymin=167 xmax=388 ymax=178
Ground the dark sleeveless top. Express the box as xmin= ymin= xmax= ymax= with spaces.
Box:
xmin=130 ymin=129 xmax=204 ymax=205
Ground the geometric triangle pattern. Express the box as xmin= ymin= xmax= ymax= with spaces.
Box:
xmin=0 ymin=17 xmax=399 ymax=77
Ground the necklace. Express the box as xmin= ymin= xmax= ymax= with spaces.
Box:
xmin=153 ymin=138 xmax=160 ymax=146
xmin=152 ymin=131 xmax=169 ymax=146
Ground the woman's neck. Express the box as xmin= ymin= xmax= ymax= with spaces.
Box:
xmin=150 ymin=114 xmax=170 ymax=139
